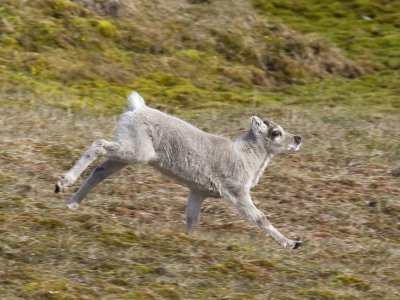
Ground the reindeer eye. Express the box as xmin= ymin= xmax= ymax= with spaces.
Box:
xmin=271 ymin=131 xmax=282 ymax=138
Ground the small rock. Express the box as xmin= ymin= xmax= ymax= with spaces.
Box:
xmin=362 ymin=15 xmax=373 ymax=21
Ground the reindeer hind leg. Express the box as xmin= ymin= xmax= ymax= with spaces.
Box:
xmin=55 ymin=139 xmax=121 ymax=193
xmin=66 ymin=159 xmax=128 ymax=209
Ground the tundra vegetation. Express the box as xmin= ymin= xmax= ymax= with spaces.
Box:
xmin=0 ymin=0 xmax=399 ymax=299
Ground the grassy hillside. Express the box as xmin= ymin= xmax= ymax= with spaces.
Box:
xmin=0 ymin=0 xmax=399 ymax=299
xmin=253 ymin=0 xmax=400 ymax=69
xmin=0 ymin=0 xmax=366 ymax=113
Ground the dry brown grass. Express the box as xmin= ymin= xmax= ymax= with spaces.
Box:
xmin=1 ymin=0 xmax=399 ymax=298
xmin=1 ymin=103 xmax=399 ymax=299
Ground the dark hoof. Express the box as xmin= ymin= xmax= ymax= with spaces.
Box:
xmin=54 ymin=184 xmax=61 ymax=193
xmin=293 ymin=241 xmax=303 ymax=249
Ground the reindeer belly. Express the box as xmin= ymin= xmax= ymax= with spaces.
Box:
xmin=151 ymin=163 xmax=220 ymax=197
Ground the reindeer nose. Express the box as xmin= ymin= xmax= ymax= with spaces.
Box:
xmin=294 ymin=136 xmax=302 ymax=144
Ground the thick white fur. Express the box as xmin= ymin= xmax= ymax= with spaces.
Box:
xmin=127 ymin=91 xmax=145 ymax=110
xmin=56 ymin=91 xmax=303 ymax=249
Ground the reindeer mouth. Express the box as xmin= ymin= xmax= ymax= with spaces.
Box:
xmin=288 ymin=144 xmax=301 ymax=151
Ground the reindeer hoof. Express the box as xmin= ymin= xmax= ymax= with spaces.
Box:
xmin=293 ymin=241 xmax=303 ymax=249
xmin=55 ymin=174 xmax=76 ymax=193
xmin=67 ymin=202 xmax=80 ymax=210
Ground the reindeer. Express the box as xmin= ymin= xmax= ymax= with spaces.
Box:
xmin=55 ymin=92 xmax=302 ymax=249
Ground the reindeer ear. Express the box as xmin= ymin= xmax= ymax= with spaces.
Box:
xmin=251 ymin=116 xmax=263 ymax=132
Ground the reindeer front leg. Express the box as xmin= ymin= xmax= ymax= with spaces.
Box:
xmin=223 ymin=190 xmax=302 ymax=249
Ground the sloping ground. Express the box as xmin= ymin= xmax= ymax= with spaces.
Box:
xmin=1 ymin=0 xmax=400 ymax=299
xmin=252 ymin=0 xmax=400 ymax=70
xmin=0 ymin=102 xmax=399 ymax=299
xmin=0 ymin=0 xmax=362 ymax=113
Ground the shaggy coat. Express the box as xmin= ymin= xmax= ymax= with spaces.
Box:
xmin=56 ymin=92 xmax=302 ymax=249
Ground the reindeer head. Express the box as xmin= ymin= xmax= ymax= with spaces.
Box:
xmin=251 ymin=116 xmax=302 ymax=156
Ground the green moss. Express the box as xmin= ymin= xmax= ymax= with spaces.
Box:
xmin=210 ymin=258 xmax=267 ymax=280
xmin=135 ymin=264 xmax=154 ymax=275
xmin=41 ymin=144 xmax=80 ymax=160
xmin=177 ymin=49 xmax=203 ymax=61
xmin=19 ymin=19 xmax=61 ymax=49
xmin=0 ymin=35 xmax=17 ymax=48
xmin=154 ymin=285 xmax=183 ymax=300
xmin=96 ymin=20 xmax=117 ymax=38
xmin=119 ymin=290 xmax=156 ymax=300
xmin=21 ymin=279 xmax=77 ymax=300
xmin=109 ymin=278 xmax=130 ymax=287
xmin=250 ymin=259 xmax=276 ymax=269
xmin=332 ymin=274 xmax=370 ymax=291
xmin=52 ymin=0 xmax=75 ymax=12
xmin=98 ymin=226 xmax=139 ymax=247
xmin=0 ymin=173 xmax=14 ymax=185
xmin=252 ymin=0 xmax=400 ymax=69
xmin=299 ymin=288 xmax=337 ymax=300
xmin=226 ymin=243 xmax=241 ymax=251
xmin=35 ymin=217 xmax=65 ymax=229
xmin=51 ymin=0 xmax=87 ymax=18
xmin=268 ymin=71 xmax=400 ymax=111
xmin=1 ymin=0 xmax=385 ymax=117
xmin=1 ymin=194 xmax=26 ymax=209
